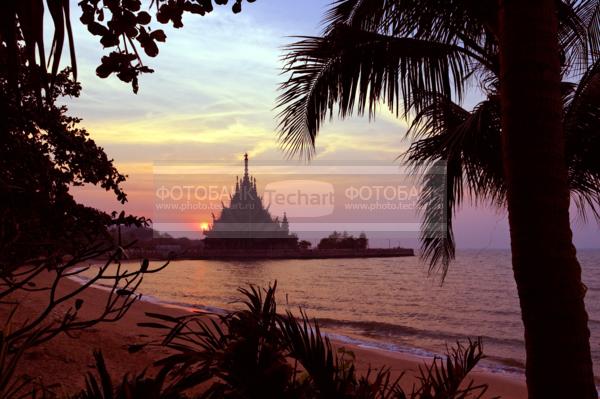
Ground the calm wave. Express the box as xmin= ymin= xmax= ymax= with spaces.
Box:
xmin=98 ymin=249 xmax=600 ymax=378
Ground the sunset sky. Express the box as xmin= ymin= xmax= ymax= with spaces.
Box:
xmin=64 ymin=0 xmax=599 ymax=249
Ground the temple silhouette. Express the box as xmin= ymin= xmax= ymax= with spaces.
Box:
xmin=203 ymin=153 xmax=298 ymax=249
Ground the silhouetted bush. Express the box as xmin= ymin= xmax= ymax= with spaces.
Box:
xmin=119 ymin=283 xmax=492 ymax=399
xmin=318 ymin=232 xmax=369 ymax=250
xmin=72 ymin=351 xmax=183 ymax=399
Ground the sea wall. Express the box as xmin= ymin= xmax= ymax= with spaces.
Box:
xmin=192 ymin=248 xmax=414 ymax=260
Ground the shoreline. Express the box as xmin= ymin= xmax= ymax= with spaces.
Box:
xmin=122 ymin=247 xmax=415 ymax=261
xmin=136 ymin=290 xmax=528 ymax=398
xmin=137 ymin=289 xmax=529 ymax=379
xmin=11 ymin=273 xmax=527 ymax=398
xmin=72 ymin=274 xmax=527 ymax=379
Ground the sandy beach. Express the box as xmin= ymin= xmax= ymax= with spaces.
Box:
xmin=9 ymin=272 xmax=527 ymax=398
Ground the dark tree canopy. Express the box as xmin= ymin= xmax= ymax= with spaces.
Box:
xmin=0 ymin=47 xmax=137 ymax=270
xmin=317 ymin=231 xmax=368 ymax=250
xmin=0 ymin=46 xmax=167 ymax=399
xmin=0 ymin=0 xmax=256 ymax=97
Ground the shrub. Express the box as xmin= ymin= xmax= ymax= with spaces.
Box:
xmin=127 ymin=283 xmax=492 ymax=399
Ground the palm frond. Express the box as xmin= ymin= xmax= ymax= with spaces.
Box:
xmin=404 ymin=95 xmax=503 ymax=277
xmin=576 ymin=0 xmax=600 ymax=61
xmin=413 ymin=338 xmax=489 ymax=399
xmin=415 ymin=160 xmax=456 ymax=279
xmin=278 ymin=309 xmax=346 ymax=396
xmin=323 ymin=0 xmax=388 ymax=34
xmin=564 ymin=57 xmax=600 ymax=222
xmin=558 ymin=0 xmax=590 ymax=73
xmin=75 ymin=350 xmax=178 ymax=399
xmin=277 ymin=24 xmax=470 ymax=158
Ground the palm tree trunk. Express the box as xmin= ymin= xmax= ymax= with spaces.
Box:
xmin=498 ymin=1 xmax=597 ymax=397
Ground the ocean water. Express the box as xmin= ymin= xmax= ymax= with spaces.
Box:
xmin=101 ymin=250 xmax=600 ymax=379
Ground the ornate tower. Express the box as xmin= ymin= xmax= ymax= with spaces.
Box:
xmin=203 ymin=153 xmax=297 ymax=250
xmin=281 ymin=212 xmax=289 ymax=234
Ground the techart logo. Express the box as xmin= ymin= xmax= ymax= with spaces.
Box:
xmin=263 ymin=180 xmax=335 ymax=217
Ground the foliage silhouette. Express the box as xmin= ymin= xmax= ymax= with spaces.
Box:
xmin=276 ymin=0 xmax=600 ymax=275
xmin=276 ymin=0 xmax=600 ymax=396
xmin=317 ymin=231 xmax=368 ymax=250
xmin=0 ymin=0 xmax=256 ymax=97
xmin=0 ymin=46 xmax=127 ymax=271
xmin=0 ymin=47 xmax=171 ymax=398
xmin=132 ymin=282 xmax=491 ymax=399
xmin=73 ymin=350 xmax=183 ymax=399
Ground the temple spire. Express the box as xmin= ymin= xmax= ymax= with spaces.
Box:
xmin=281 ymin=212 xmax=289 ymax=233
xmin=204 ymin=152 xmax=297 ymax=250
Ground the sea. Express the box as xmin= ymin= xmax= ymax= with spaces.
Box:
xmin=89 ymin=249 xmax=600 ymax=380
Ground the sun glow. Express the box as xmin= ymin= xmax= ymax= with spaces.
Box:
xmin=200 ymin=222 xmax=210 ymax=231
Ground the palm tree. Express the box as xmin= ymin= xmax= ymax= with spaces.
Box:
xmin=276 ymin=0 xmax=600 ymax=396
xmin=498 ymin=2 xmax=596 ymax=397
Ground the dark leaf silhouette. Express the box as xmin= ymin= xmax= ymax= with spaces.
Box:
xmin=0 ymin=0 xmax=257 ymax=97
xmin=137 ymin=282 xmax=490 ymax=398
xmin=277 ymin=0 xmax=600 ymax=279
xmin=0 ymin=47 xmax=171 ymax=397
